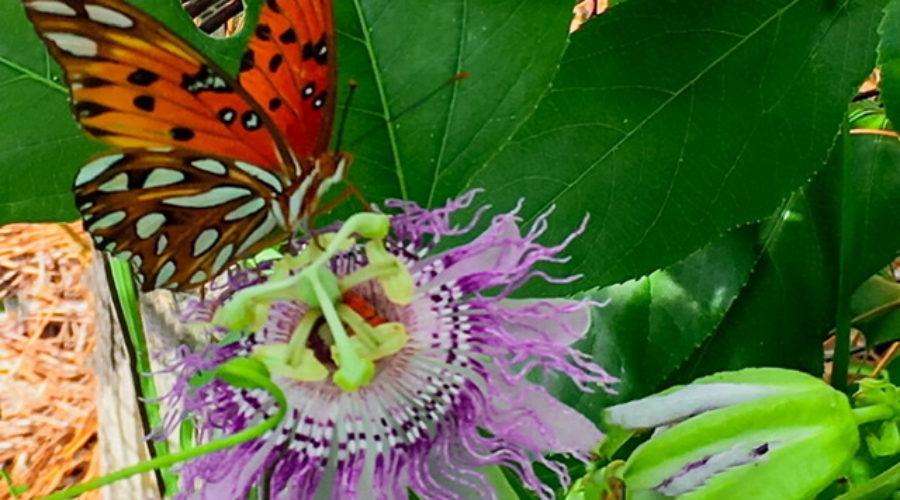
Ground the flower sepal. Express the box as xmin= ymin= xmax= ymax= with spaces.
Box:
xmin=854 ymin=373 xmax=900 ymax=457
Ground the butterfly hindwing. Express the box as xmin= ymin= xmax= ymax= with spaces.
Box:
xmin=75 ymin=150 xmax=283 ymax=290
xmin=238 ymin=0 xmax=336 ymax=157
xmin=22 ymin=0 xmax=293 ymax=172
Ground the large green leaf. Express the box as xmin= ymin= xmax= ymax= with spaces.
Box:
xmin=557 ymin=134 xmax=900 ymax=420
xmin=879 ymin=0 xmax=900 ymax=126
xmin=549 ymin=227 xmax=758 ymax=417
xmin=333 ymin=0 xmax=573 ymax=209
xmin=678 ymin=134 xmax=900 ymax=378
xmin=469 ymin=0 xmax=885 ymax=295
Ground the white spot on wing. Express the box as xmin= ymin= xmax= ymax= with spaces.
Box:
xmin=156 ymin=234 xmax=168 ymax=255
xmin=115 ymin=250 xmax=133 ymax=261
xmin=144 ymin=168 xmax=185 ymax=188
xmin=162 ymin=187 xmax=251 ymax=208
xmin=85 ymin=4 xmax=134 ymax=28
xmin=88 ymin=210 xmax=126 ymax=231
xmin=190 ymin=159 xmax=227 ymax=175
xmin=154 ymin=260 xmax=176 ymax=288
xmin=27 ymin=1 xmax=76 ymax=16
xmin=211 ymin=243 xmax=234 ymax=275
xmin=288 ymin=173 xmax=315 ymax=224
xmin=233 ymin=161 xmax=284 ymax=193
xmin=271 ymin=199 xmax=286 ymax=228
xmin=136 ymin=212 xmax=166 ymax=239
xmin=193 ymin=228 xmax=219 ymax=257
xmin=75 ymin=154 xmax=125 ymax=188
xmin=224 ymin=198 xmax=266 ymax=221
xmin=98 ymin=172 xmax=129 ymax=192
xmin=315 ymin=158 xmax=346 ymax=200
xmin=45 ymin=32 xmax=98 ymax=57
xmin=237 ymin=212 xmax=276 ymax=254
xmin=189 ymin=270 xmax=208 ymax=285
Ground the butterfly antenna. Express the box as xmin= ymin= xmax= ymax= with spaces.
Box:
xmin=334 ymin=79 xmax=359 ymax=152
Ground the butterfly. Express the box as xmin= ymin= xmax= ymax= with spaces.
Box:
xmin=22 ymin=0 xmax=347 ymax=291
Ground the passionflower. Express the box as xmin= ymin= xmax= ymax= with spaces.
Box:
xmin=163 ymin=191 xmax=614 ymax=500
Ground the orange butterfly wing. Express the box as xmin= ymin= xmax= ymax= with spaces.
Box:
xmin=22 ymin=0 xmax=341 ymax=291
xmin=238 ymin=0 xmax=336 ymax=158
xmin=22 ymin=0 xmax=297 ymax=172
xmin=75 ymin=150 xmax=284 ymax=289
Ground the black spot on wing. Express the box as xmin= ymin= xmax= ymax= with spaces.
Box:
xmin=269 ymin=54 xmax=283 ymax=73
xmin=256 ymin=24 xmax=272 ymax=41
xmin=240 ymin=49 xmax=255 ymax=73
xmin=74 ymin=101 xmax=109 ymax=118
xmin=127 ymin=69 xmax=159 ymax=86
xmin=171 ymin=127 xmax=195 ymax=141
xmin=133 ymin=95 xmax=155 ymax=111
xmin=279 ymin=28 xmax=296 ymax=44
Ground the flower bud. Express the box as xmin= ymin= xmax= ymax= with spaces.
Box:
xmin=602 ymin=368 xmax=858 ymax=500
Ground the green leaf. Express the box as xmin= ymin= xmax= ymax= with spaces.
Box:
xmin=562 ymin=133 xmax=900 ymax=422
xmin=550 ymin=227 xmax=758 ymax=415
xmin=469 ymin=0 xmax=885 ymax=295
xmin=852 ymin=274 xmax=900 ymax=346
xmin=334 ymin=0 xmax=573 ymax=208
xmin=679 ymin=134 xmax=900 ymax=378
xmin=879 ymin=0 xmax=900 ymax=127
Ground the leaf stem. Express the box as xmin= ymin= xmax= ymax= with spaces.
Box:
xmin=107 ymin=257 xmax=177 ymax=495
xmin=852 ymin=404 xmax=896 ymax=426
xmin=833 ymin=460 xmax=900 ymax=500
xmin=833 ymin=112 xmax=855 ymax=392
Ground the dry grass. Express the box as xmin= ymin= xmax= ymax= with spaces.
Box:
xmin=0 ymin=222 xmax=98 ymax=500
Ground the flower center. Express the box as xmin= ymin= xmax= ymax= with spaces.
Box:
xmin=214 ymin=213 xmax=413 ymax=392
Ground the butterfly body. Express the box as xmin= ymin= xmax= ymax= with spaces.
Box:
xmin=23 ymin=0 xmax=343 ymax=291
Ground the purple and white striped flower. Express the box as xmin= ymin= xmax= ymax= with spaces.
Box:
xmin=163 ymin=191 xmax=614 ymax=500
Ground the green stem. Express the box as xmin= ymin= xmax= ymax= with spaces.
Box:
xmin=833 ymin=460 xmax=900 ymax=500
xmin=107 ymin=257 xmax=177 ymax=494
xmin=853 ymin=404 xmax=896 ymax=426
xmin=833 ymin=111 xmax=855 ymax=393
xmin=39 ymin=366 xmax=287 ymax=500
xmin=1 ymin=468 xmax=22 ymax=499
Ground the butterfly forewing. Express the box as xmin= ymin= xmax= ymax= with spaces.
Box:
xmin=23 ymin=0 xmax=343 ymax=291
xmin=22 ymin=0 xmax=294 ymax=172
xmin=76 ymin=150 xmax=284 ymax=291
xmin=238 ymin=0 xmax=336 ymax=158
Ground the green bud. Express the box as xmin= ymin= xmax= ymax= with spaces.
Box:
xmin=602 ymin=368 xmax=859 ymax=500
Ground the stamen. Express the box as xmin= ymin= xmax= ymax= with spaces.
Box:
xmin=251 ymin=310 xmax=328 ymax=381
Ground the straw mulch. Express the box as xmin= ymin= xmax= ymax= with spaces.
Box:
xmin=0 ymin=222 xmax=98 ymax=500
